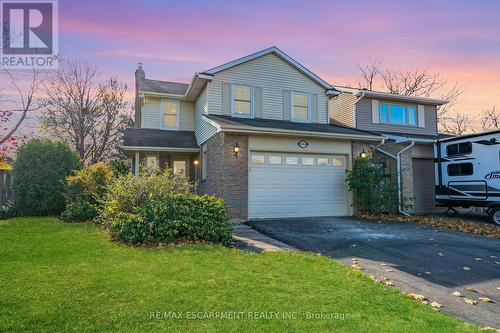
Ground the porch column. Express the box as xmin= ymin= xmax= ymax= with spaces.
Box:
xmin=134 ymin=151 xmax=140 ymax=176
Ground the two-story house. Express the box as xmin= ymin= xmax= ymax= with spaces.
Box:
xmin=122 ymin=46 xmax=446 ymax=220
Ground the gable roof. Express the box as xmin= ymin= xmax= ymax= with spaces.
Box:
xmin=202 ymin=46 xmax=337 ymax=92
xmin=138 ymin=78 xmax=189 ymax=95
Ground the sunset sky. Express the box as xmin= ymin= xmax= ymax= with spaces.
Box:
xmin=20 ymin=0 xmax=500 ymax=128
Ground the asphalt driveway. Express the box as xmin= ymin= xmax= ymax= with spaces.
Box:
xmin=248 ymin=217 xmax=500 ymax=328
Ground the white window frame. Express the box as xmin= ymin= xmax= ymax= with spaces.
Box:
xmin=231 ymin=84 xmax=254 ymax=118
xmin=160 ymin=98 xmax=180 ymax=130
xmin=379 ymin=102 xmax=418 ymax=127
xmin=290 ymin=91 xmax=311 ymax=123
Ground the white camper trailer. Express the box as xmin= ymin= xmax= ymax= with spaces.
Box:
xmin=434 ymin=130 xmax=500 ymax=226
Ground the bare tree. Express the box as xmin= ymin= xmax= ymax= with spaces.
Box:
xmin=356 ymin=61 xmax=380 ymax=90
xmin=41 ymin=61 xmax=131 ymax=164
xmin=440 ymin=112 xmax=474 ymax=135
xmin=0 ymin=69 xmax=45 ymax=156
xmin=479 ymin=106 xmax=500 ymax=131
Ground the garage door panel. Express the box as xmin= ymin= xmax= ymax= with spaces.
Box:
xmin=249 ymin=152 xmax=347 ymax=219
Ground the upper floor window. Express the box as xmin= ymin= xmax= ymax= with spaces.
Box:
xmin=446 ymin=142 xmax=472 ymax=156
xmin=380 ymin=102 xmax=417 ymax=126
xmin=162 ymin=99 xmax=179 ymax=129
xmin=232 ymin=85 xmax=253 ymax=117
xmin=291 ymin=92 xmax=310 ymax=123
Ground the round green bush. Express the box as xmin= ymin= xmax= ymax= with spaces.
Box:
xmin=12 ymin=139 xmax=82 ymax=216
xmin=108 ymin=194 xmax=232 ymax=245
xmin=60 ymin=198 xmax=97 ymax=223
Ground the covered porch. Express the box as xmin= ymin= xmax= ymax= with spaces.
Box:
xmin=121 ymin=128 xmax=200 ymax=181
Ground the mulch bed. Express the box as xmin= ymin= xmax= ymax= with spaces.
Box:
xmin=358 ymin=213 xmax=500 ymax=239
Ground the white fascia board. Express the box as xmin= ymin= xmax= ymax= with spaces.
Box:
xmin=203 ymin=46 xmax=333 ymax=90
xmin=121 ymin=146 xmax=199 ymax=152
xmin=382 ymin=134 xmax=435 ymax=143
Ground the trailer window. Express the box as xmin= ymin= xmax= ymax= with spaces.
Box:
xmin=447 ymin=163 xmax=473 ymax=176
xmin=446 ymin=142 xmax=472 ymax=156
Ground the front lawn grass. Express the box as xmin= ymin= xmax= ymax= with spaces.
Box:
xmin=0 ymin=217 xmax=484 ymax=332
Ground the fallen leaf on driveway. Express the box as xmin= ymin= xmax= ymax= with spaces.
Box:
xmin=438 ymin=252 xmax=444 ymax=256
xmin=351 ymin=264 xmax=363 ymax=270
xmin=351 ymin=258 xmax=358 ymax=262
xmin=425 ymin=271 xmax=432 ymax=276
xmin=466 ymin=287 xmax=477 ymax=292
xmin=386 ymin=269 xmax=394 ymax=272
xmin=464 ymin=298 xmax=477 ymax=305
xmin=431 ymin=301 xmax=444 ymax=308
xmin=479 ymin=297 xmax=493 ymax=303
xmin=491 ymin=256 xmax=497 ymax=259
xmin=384 ymin=280 xmax=395 ymax=286
xmin=463 ymin=267 xmax=471 ymax=271
xmin=381 ymin=263 xmax=387 ymax=266
xmin=451 ymin=291 xmax=463 ymax=297
xmin=475 ymin=258 xmax=482 ymax=261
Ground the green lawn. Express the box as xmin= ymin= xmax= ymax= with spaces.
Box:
xmin=0 ymin=218 xmax=484 ymax=332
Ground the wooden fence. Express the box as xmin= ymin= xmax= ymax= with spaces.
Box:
xmin=0 ymin=170 xmax=12 ymax=206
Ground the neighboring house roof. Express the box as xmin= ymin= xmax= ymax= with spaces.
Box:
xmin=122 ymin=128 xmax=198 ymax=151
xmin=138 ymin=78 xmax=189 ymax=95
xmin=202 ymin=46 xmax=338 ymax=94
xmin=204 ymin=115 xmax=382 ymax=141
xmin=333 ymin=86 xmax=448 ymax=105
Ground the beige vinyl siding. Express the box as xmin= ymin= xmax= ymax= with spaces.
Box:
xmin=356 ymin=97 xmax=438 ymax=136
xmin=329 ymin=92 xmax=356 ymax=127
xmin=141 ymin=96 xmax=194 ymax=131
xmin=180 ymin=101 xmax=195 ymax=130
xmin=208 ymin=53 xmax=328 ymax=123
xmin=195 ymin=84 xmax=218 ymax=145
xmin=142 ymin=96 xmax=161 ymax=128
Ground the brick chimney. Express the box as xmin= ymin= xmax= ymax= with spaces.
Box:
xmin=134 ymin=63 xmax=145 ymax=128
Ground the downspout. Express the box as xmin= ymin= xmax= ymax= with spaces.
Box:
xmin=375 ymin=141 xmax=415 ymax=216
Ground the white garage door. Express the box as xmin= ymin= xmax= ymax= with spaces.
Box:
xmin=249 ymin=152 xmax=347 ymax=219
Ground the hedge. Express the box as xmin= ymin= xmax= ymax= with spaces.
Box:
xmin=107 ymin=194 xmax=232 ymax=245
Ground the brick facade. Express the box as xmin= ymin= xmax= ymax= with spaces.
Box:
xmin=198 ymin=132 xmax=249 ymax=220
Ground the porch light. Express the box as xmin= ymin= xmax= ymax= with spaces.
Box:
xmin=193 ymin=160 xmax=199 ymax=166
xmin=233 ymin=142 xmax=240 ymax=158
xmin=360 ymin=150 xmax=367 ymax=159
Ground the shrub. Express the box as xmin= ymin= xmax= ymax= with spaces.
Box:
xmin=0 ymin=202 xmax=16 ymax=220
xmin=108 ymin=160 xmax=130 ymax=177
xmin=66 ymin=162 xmax=114 ymax=204
xmin=108 ymin=194 xmax=231 ymax=245
xmin=59 ymin=198 xmax=98 ymax=223
xmin=12 ymin=139 xmax=82 ymax=216
xmin=98 ymin=168 xmax=193 ymax=225
xmin=345 ymin=156 xmax=402 ymax=214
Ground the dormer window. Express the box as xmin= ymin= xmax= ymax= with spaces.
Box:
xmin=232 ymin=85 xmax=253 ymax=118
xmin=162 ymin=99 xmax=179 ymax=130
xmin=291 ymin=92 xmax=310 ymax=123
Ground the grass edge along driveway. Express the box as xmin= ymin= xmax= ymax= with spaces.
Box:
xmin=0 ymin=217 xmax=489 ymax=333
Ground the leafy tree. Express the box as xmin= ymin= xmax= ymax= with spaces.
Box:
xmin=12 ymin=139 xmax=82 ymax=215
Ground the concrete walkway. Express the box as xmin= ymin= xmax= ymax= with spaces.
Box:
xmin=232 ymin=223 xmax=295 ymax=252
